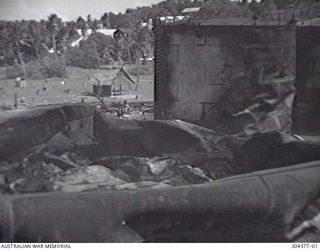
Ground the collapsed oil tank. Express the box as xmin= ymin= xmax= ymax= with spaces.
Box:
xmin=154 ymin=24 xmax=296 ymax=135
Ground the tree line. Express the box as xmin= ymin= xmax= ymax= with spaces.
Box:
xmin=0 ymin=0 xmax=319 ymax=78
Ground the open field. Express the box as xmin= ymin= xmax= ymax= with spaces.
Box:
xmin=0 ymin=66 xmax=154 ymax=108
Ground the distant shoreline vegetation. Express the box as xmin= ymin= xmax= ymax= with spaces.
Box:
xmin=0 ymin=0 xmax=319 ymax=79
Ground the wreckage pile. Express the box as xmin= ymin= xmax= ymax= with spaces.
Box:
xmin=1 ymin=104 xmax=320 ymax=194
xmin=0 ymin=104 xmax=320 ymax=242
xmin=0 ymin=104 xmax=229 ymax=193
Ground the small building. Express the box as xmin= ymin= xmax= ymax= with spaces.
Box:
xmin=114 ymin=28 xmax=133 ymax=39
xmin=15 ymin=77 xmax=27 ymax=88
xmin=179 ymin=7 xmax=201 ymax=22
xmin=159 ymin=16 xmax=187 ymax=24
xmin=93 ymin=84 xmax=112 ymax=97
xmin=93 ymin=67 xmax=136 ymax=97
xmin=181 ymin=7 xmax=201 ymax=15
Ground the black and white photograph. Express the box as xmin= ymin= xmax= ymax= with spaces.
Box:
xmin=0 ymin=0 xmax=319 ymax=245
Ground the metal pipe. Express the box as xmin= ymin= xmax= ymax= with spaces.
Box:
xmin=0 ymin=161 xmax=319 ymax=243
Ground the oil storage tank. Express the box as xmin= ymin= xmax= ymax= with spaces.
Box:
xmin=154 ymin=25 xmax=296 ymax=135
xmin=294 ymin=26 xmax=320 ymax=134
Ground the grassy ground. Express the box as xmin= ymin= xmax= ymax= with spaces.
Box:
xmin=0 ymin=66 xmax=154 ymax=108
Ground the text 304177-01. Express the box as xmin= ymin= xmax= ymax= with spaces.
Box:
xmin=292 ymin=244 xmax=318 ymax=249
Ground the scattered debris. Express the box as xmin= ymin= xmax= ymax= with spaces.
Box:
xmin=92 ymin=156 xmax=213 ymax=185
xmin=0 ymin=103 xmax=319 ymax=237
xmin=37 ymin=152 xmax=81 ymax=171
xmin=52 ymin=165 xmax=126 ymax=192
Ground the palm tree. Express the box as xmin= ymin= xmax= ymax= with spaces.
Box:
xmin=10 ymin=21 xmax=29 ymax=78
xmin=87 ymin=14 xmax=92 ymax=26
xmin=91 ymin=19 xmax=99 ymax=34
xmin=0 ymin=22 xmax=14 ymax=65
xmin=47 ymin=14 xmax=61 ymax=60
xmin=101 ymin=13 xmax=110 ymax=28
xmin=28 ymin=20 xmax=42 ymax=59
xmin=76 ymin=16 xmax=87 ymax=36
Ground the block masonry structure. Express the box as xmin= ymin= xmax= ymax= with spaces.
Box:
xmin=154 ymin=25 xmax=296 ymax=135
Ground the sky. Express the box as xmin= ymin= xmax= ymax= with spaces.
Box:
xmin=0 ymin=0 xmax=163 ymax=21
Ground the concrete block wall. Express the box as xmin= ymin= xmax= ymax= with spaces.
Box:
xmin=155 ymin=25 xmax=296 ymax=133
xmin=163 ymin=26 xmax=231 ymax=121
